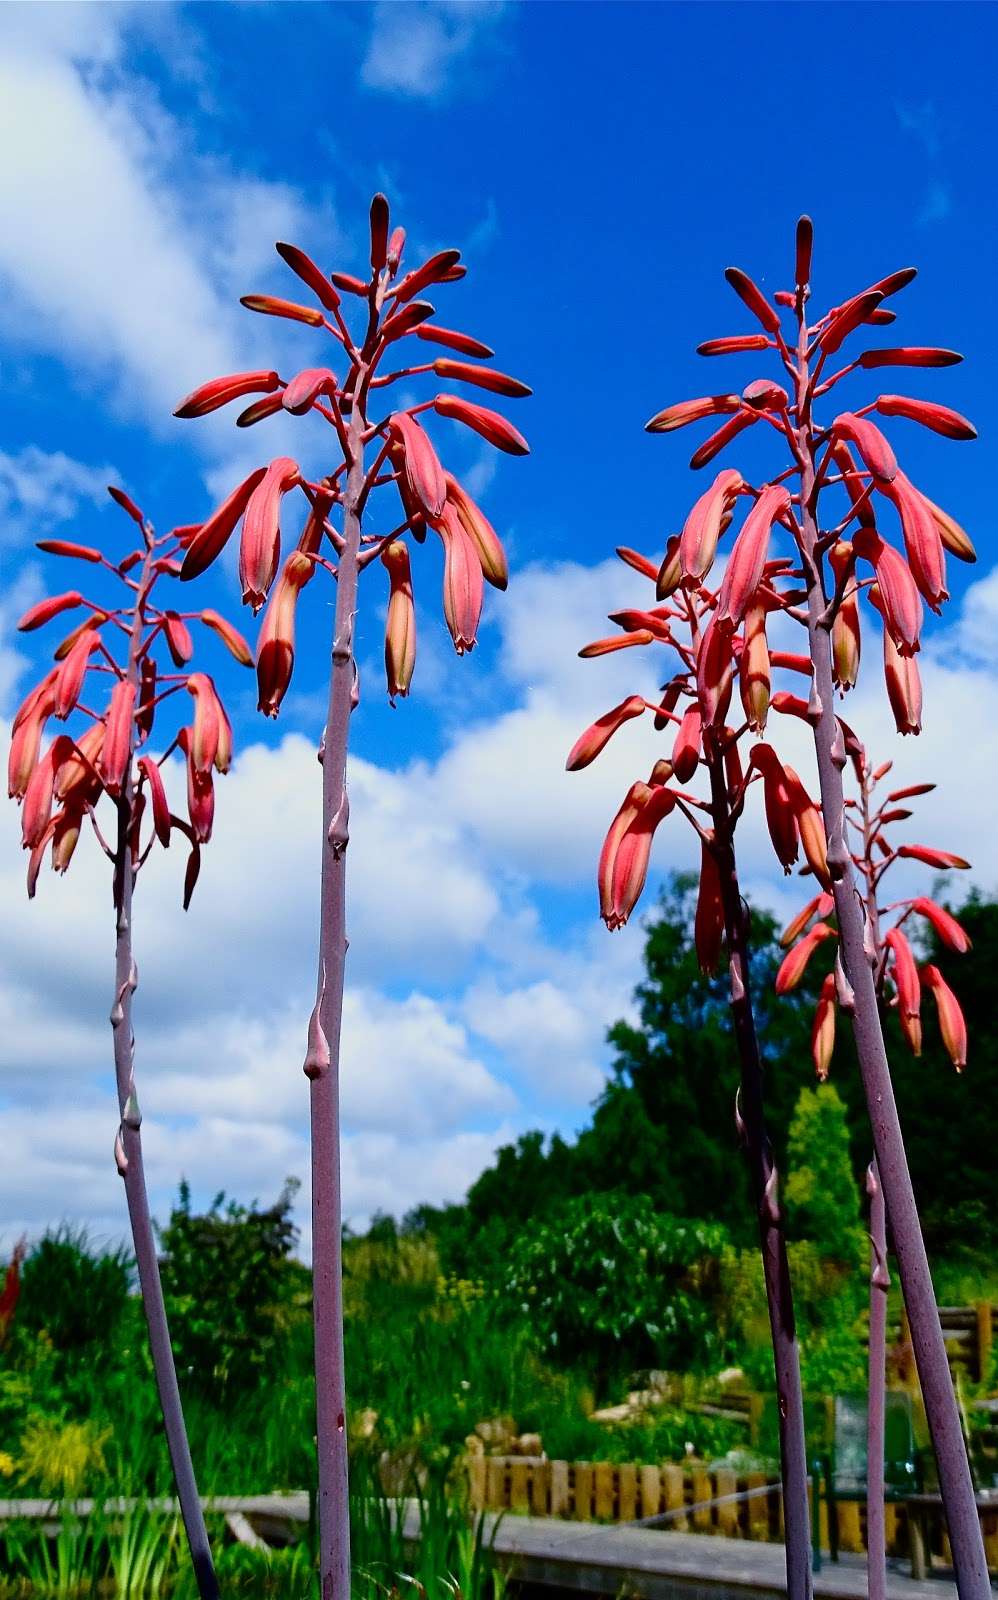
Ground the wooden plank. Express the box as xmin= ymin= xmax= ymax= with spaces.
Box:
xmin=485 ymin=1458 xmax=506 ymax=1511
xmin=467 ymin=1455 xmax=486 ymax=1512
xmin=662 ymin=1464 xmax=686 ymax=1531
xmin=618 ymin=1463 xmax=637 ymax=1523
xmin=885 ymin=1501 xmax=899 ymax=1554
xmin=509 ymin=1460 xmax=530 ymax=1514
xmin=530 ymin=1460 xmax=549 ymax=1517
xmin=691 ymin=1468 xmax=711 ymax=1532
xmin=594 ymin=1462 xmax=615 ymax=1521
xmin=746 ymin=1472 xmax=768 ymax=1541
xmin=549 ymin=1460 xmax=569 ymax=1519
xmin=639 ymin=1464 xmax=660 ymax=1520
xmin=574 ymin=1462 xmax=594 ymax=1522
xmin=715 ymin=1469 xmax=737 ymax=1537
xmin=838 ymin=1498 xmax=863 ymax=1554
xmin=977 ymin=1302 xmax=993 ymax=1383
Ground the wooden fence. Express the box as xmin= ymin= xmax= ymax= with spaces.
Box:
xmin=467 ymin=1456 xmax=998 ymax=1570
xmin=886 ymin=1303 xmax=993 ymax=1385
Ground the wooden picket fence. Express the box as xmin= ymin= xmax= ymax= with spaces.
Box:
xmin=467 ymin=1456 xmax=998 ymax=1568
xmin=886 ymin=1303 xmax=994 ymax=1385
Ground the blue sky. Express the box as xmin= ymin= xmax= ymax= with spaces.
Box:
xmin=1 ymin=1 xmax=996 ymax=1252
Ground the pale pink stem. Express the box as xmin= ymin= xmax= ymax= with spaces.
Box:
xmin=791 ymin=321 xmax=989 ymax=1600
xmin=112 ymin=539 xmax=218 ymax=1599
xmin=706 ymin=746 xmax=812 ymax=1600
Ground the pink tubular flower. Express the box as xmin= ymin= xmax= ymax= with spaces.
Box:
xmin=909 ymin=897 xmax=971 ymax=954
xmin=53 ymin=723 xmax=104 ymax=806
xmin=174 ymin=369 xmax=280 ymax=419
xmin=696 ymin=617 xmax=734 ymax=726
xmin=18 ymin=592 xmax=84 ymax=633
xmin=138 ymin=756 xmax=171 ymax=848
xmin=723 ymin=266 xmax=781 ymax=333
xmin=432 ymin=393 xmax=530 ymax=456
xmin=783 ymin=765 xmax=830 ymax=888
xmin=886 ymin=927 xmax=920 ymax=1021
xmin=256 ymin=551 xmax=315 ymax=718
xmin=178 ymin=728 xmax=214 ymax=843
xmin=53 ymin=632 xmax=99 ymax=721
xmin=780 ymin=892 xmax=835 ymax=948
xmin=436 ymin=505 xmax=483 ymax=655
xmin=444 ymin=474 xmax=508 ymax=590
xmin=186 ymin=673 xmax=226 ymax=774
xmin=832 ymin=412 xmax=897 ymax=483
xmin=881 ymin=623 xmax=922 ymax=735
xmin=921 ymin=964 xmax=967 ymax=1070
xmin=20 ymin=735 xmax=74 ymax=850
xmin=829 ymin=541 xmax=861 ymax=691
xmin=598 ymin=783 xmax=649 ymax=927
xmin=198 ymin=610 xmax=254 ymax=668
xmin=874 ymin=395 xmax=977 ymax=441
xmin=775 ymin=921 xmax=836 ymax=994
xmin=897 ymin=844 xmax=970 ymax=871
xmin=389 ymin=412 xmax=446 ymax=519
xmin=98 ymin=680 xmax=137 ymax=797
xmin=181 ymin=468 xmax=267 ymax=582
xmin=670 ymin=706 xmax=702 ymax=783
xmin=716 ymin=485 xmax=791 ymax=630
xmin=878 ymin=471 xmax=947 ymax=612
xmin=921 ymin=493 xmax=976 ymax=564
xmin=566 ymin=695 xmax=646 ymax=772
xmin=750 ymin=743 xmax=798 ymax=872
xmin=382 ymin=541 xmax=416 ymax=703
xmin=694 ymin=841 xmax=724 ymax=974
xmin=812 ymin=973 xmax=837 ymax=1079
xmin=605 ymin=785 xmax=677 ymax=930
xmin=239 ymin=456 xmax=301 ymax=613
xmin=8 ymin=680 xmax=57 ymax=799
xmin=854 ymin=530 xmax=923 ymax=654
xmin=282 ymin=368 xmax=338 ymax=415
xmin=739 ymin=604 xmax=771 ymax=732
xmin=689 ymin=410 xmax=757 ymax=471
xmin=645 ymin=394 xmax=740 ymax=433
xmin=679 ymin=468 xmax=742 ymax=582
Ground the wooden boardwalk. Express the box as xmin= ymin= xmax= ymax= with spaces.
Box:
xmin=2 ymin=1495 xmax=989 ymax=1597
xmin=478 ymin=1511 xmax=969 ymax=1600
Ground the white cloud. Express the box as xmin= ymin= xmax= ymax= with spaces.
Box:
xmin=0 ymin=9 xmax=331 ymax=452
xmin=0 ymin=446 xmax=119 ymax=548
xmin=361 ymin=2 xmax=506 ymax=99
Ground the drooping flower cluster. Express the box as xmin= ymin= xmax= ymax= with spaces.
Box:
xmin=173 ymin=193 xmax=530 ymax=714
xmin=570 ymin=544 xmax=832 ymax=948
xmin=776 ymin=746 xmax=970 ymax=1076
xmin=8 ymin=487 xmax=250 ymax=903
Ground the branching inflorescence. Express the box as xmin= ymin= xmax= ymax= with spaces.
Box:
xmin=567 ymin=216 xmax=986 ymax=1599
xmin=778 ymin=744 xmax=971 ymax=1599
xmin=9 ymin=487 xmax=251 ymax=1599
xmin=174 ymin=193 xmax=530 ymax=1600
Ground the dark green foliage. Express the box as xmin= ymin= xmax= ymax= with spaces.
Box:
xmin=17 ymin=1226 xmax=132 ymax=1358
xmin=504 ymin=1194 xmax=728 ymax=1389
xmin=157 ymin=1178 xmax=309 ymax=1396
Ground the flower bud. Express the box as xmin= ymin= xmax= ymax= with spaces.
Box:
xmin=881 ymin=623 xmax=922 ymax=735
xmin=54 ymin=632 xmax=98 ymax=720
xmin=389 ymin=412 xmax=446 ymax=519
xmin=186 ymin=673 xmax=225 ymax=774
xmin=239 ymin=456 xmax=301 ymax=613
xmin=98 ymin=680 xmax=136 ymax=796
xmin=566 ymin=695 xmax=646 ymax=772
xmin=138 ymin=756 xmax=171 ymax=848
xmin=178 ymin=727 xmax=214 ymax=843
xmin=855 ymin=530 xmax=923 ymax=654
xmin=724 ymin=267 xmax=781 ymax=333
xmin=897 ymin=844 xmax=970 ymax=871
xmin=780 ymin=892 xmax=835 ymax=948
xmin=21 ymin=735 xmax=74 ymax=850
xmin=875 ymin=394 xmax=976 ymax=441
xmin=199 ymin=609 xmax=254 ymax=667
xmin=36 ymin=539 xmax=102 ymax=563
xmin=716 ymin=485 xmax=790 ymax=630
xmin=415 ymin=324 xmax=494 ymax=359
xmin=775 ymin=922 xmax=836 ymax=993
xmin=18 ymin=592 xmax=84 ymax=632
xmin=784 ymin=765 xmax=831 ymax=888
xmin=689 ymin=411 xmax=757 ymax=471
xmin=739 ymin=603 xmax=770 ymax=731
xmin=54 ymin=722 xmax=104 ymax=805
xmin=645 ymin=395 xmax=740 ymax=434
xmin=670 ymin=706 xmax=701 ymax=783
xmin=181 ymin=467 xmax=267 ymax=582
xmin=436 ymin=506 xmax=483 ymax=655
xmin=832 ymin=413 xmax=897 ymax=484
xmin=910 ymin=897 xmax=970 ymax=954
xmin=445 ymin=474 xmax=508 ymax=590
xmin=829 ymin=541 xmax=861 ymax=691
xmin=878 ymin=471 xmax=947 ymax=612
xmin=432 ymin=394 xmax=530 ymax=455
xmin=382 ymin=542 xmax=416 ymax=703
xmin=679 ymin=468 xmax=743 ymax=583
xmin=240 ymin=294 xmax=325 ymax=327
xmin=275 ymin=241 xmax=341 ymax=311
xmin=921 ymin=964 xmax=967 ymax=1070
xmin=163 ymin=612 xmax=195 ymax=667
xmin=606 ymin=785 xmax=676 ymax=929
xmin=697 ymin=335 xmax=771 ymax=357
xmin=256 ymin=551 xmax=315 ymax=718
xmin=694 ymin=842 xmax=725 ymax=974
xmin=174 ymin=369 xmax=280 ymax=419
xmin=812 ymin=973 xmax=837 ymax=1079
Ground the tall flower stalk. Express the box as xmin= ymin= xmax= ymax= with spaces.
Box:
xmin=639 ymin=212 xmax=985 ymax=1591
xmin=9 ymin=489 xmax=252 ymax=1600
xmin=779 ymin=747 xmax=972 ymax=1598
xmin=569 ymin=574 xmax=813 ymax=1599
xmin=174 ymin=194 xmax=530 ymax=1597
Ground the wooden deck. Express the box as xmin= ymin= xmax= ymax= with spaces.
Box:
xmin=2 ymin=1495 xmax=990 ymax=1597
xmin=478 ymin=1511 xmax=970 ymax=1600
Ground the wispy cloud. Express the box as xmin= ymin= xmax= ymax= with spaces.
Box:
xmin=896 ymin=101 xmax=952 ymax=226
xmin=0 ymin=446 xmax=119 ymax=547
xmin=361 ymin=1 xmax=507 ymax=100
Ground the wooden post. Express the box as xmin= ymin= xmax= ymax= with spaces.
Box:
xmin=530 ymin=1461 xmax=549 ymax=1517
xmin=976 ymin=1303 xmax=993 ymax=1384
xmin=594 ymin=1462 xmax=615 ymax=1521
xmin=574 ymin=1462 xmax=594 ymax=1521
xmin=838 ymin=1499 xmax=863 ymax=1554
xmin=509 ymin=1460 xmax=529 ymax=1514
xmin=467 ymin=1455 xmax=486 ymax=1513
xmin=716 ymin=1468 xmax=737 ymax=1537
xmin=549 ymin=1460 xmax=569 ymax=1518
xmin=663 ymin=1465 xmax=687 ymax=1531
xmin=639 ymin=1465 xmax=661 ymax=1521
xmin=692 ymin=1467 xmax=711 ymax=1532
xmin=485 ymin=1458 xmax=506 ymax=1511
xmin=747 ymin=1472 xmax=768 ymax=1541
xmin=618 ymin=1463 xmax=638 ymax=1523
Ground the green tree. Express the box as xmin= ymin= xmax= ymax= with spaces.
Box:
xmin=784 ymin=1084 xmax=862 ymax=1260
xmin=503 ymin=1192 xmax=728 ymax=1394
xmin=158 ymin=1179 xmax=309 ymax=1395
xmin=17 ymin=1227 xmax=132 ymax=1358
